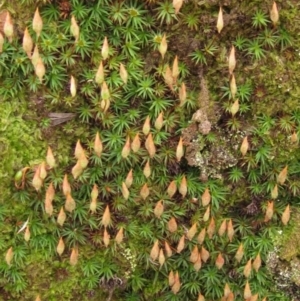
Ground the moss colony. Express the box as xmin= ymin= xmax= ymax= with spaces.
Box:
xmin=0 ymin=0 xmax=300 ymax=300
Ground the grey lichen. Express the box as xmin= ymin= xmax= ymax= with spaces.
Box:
xmin=266 ymin=210 xmax=300 ymax=301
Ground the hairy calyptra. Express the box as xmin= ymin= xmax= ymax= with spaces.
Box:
xmin=217 ymin=7 xmax=224 ymax=33
xmin=33 ymin=8 xmax=43 ymax=37
xmin=158 ymin=34 xmax=167 ymax=59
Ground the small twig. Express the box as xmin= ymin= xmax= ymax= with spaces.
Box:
xmin=105 ymin=288 xmax=115 ymax=301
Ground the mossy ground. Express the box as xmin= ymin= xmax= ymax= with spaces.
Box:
xmin=0 ymin=0 xmax=300 ymax=300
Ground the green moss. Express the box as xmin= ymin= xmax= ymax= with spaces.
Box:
xmin=1 ymin=0 xmax=300 ymax=300
xmin=0 ymin=100 xmax=45 ymax=202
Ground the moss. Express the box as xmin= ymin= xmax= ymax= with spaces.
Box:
xmin=0 ymin=100 xmax=45 ymax=203
xmin=1 ymin=0 xmax=300 ymax=300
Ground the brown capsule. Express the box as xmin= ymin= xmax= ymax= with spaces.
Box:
xmin=39 ymin=162 xmax=47 ymax=180
xmin=250 ymin=293 xmax=258 ymax=301
xmin=207 ymin=218 xmax=215 ymax=239
xmin=145 ymin=133 xmax=156 ymax=158
xmin=202 ymin=188 xmax=211 ymax=206
xmin=71 ymin=160 xmax=83 ymax=179
xmin=4 ymin=12 xmax=14 ymax=41
xmin=186 ymin=223 xmax=197 ymax=240
xmin=173 ymin=0 xmax=183 ymax=14
xmin=203 ymin=205 xmax=210 ymax=222
xmin=155 ymin=112 xmax=164 ymax=131
xmin=140 ymin=183 xmax=150 ymax=200
xmin=56 ymin=237 xmax=65 ymax=256
xmin=70 ymin=15 xmax=80 ymax=42
xmin=45 ymin=199 xmax=53 ymax=216
xmin=154 ymin=200 xmax=164 ymax=219
xmin=79 ymin=152 xmax=88 ymax=169
xmin=101 ymin=81 xmax=110 ymax=100
xmin=243 ymin=259 xmax=252 ymax=278
xmin=167 ymin=180 xmax=177 ymax=198
xmin=35 ymin=295 xmax=41 ymax=301
xmin=63 ymin=174 xmax=71 ymax=196
xmin=231 ymin=99 xmax=239 ymax=116
xmin=172 ymin=56 xmax=179 ymax=82
xmin=24 ymin=226 xmax=31 ymax=242
xmin=150 ymin=240 xmax=159 ymax=261
xmin=228 ymin=46 xmax=236 ymax=74
xmin=168 ymin=217 xmax=178 ymax=233
xmin=201 ymin=246 xmax=210 ymax=263
xmin=46 ymin=146 xmax=56 ymax=168
xmin=46 ymin=182 xmax=55 ymax=203
xmin=103 ymin=228 xmax=110 ymax=247
xmin=164 ymin=65 xmax=173 ymax=90
xmin=190 ymin=246 xmax=199 ymax=263
xmin=291 ymin=131 xmax=298 ymax=143
xmin=0 ymin=33 xmax=4 ymax=53
xmin=125 ymin=169 xmax=133 ymax=188
xmin=158 ymin=249 xmax=165 ymax=267
xmin=102 ymin=205 xmax=111 ymax=228
xmin=101 ymin=36 xmax=109 ymax=60
xmin=70 ymin=75 xmax=76 ymax=97
xmin=227 ymin=292 xmax=235 ymax=301
xmin=216 ymin=6 xmax=224 ymax=34
xmin=176 ymin=137 xmax=184 ymax=162
xmin=119 ymin=63 xmax=128 ymax=84
xmin=22 ymin=27 xmax=33 ymax=58
xmin=176 ymin=235 xmax=185 ymax=253
xmin=74 ymin=140 xmax=84 ymax=159
xmin=235 ymin=243 xmax=244 ymax=263
xmin=121 ymin=137 xmax=131 ymax=158
xmin=94 ymin=132 xmax=103 ymax=157
xmin=179 ymin=82 xmax=187 ymax=106
xmin=253 ymin=253 xmax=261 ymax=272
xmin=33 ymin=8 xmax=43 ymax=37
xmin=179 ymin=175 xmax=187 ymax=198
xmin=218 ymin=220 xmax=227 ymax=237
xmin=143 ymin=160 xmax=151 ymax=178
xmin=70 ymin=247 xmax=79 ymax=265
xmin=197 ymin=228 xmax=206 ymax=245
xmin=281 ymin=204 xmax=290 ymax=226
xmin=32 ymin=166 xmax=43 ymax=191
xmin=227 ymin=219 xmax=234 ymax=242
xmin=271 ymin=184 xmax=278 ymax=199
xmin=142 ymin=116 xmax=151 ymax=136
xmin=215 ymin=253 xmax=225 ymax=270
xmin=230 ymin=75 xmax=238 ymax=103
xmin=122 ymin=182 xmax=130 ymax=200
xmin=165 ymin=241 xmax=173 ymax=257
xmin=264 ymin=201 xmax=274 ymax=222
xmin=244 ymin=281 xmax=252 ymax=299
xmin=277 ymin=165 xmax=288 ymax=185
xmin=240 ymin=136 xmax=249 ymax=157
xmin=158 ymin=33 xmax=167 ymax=59
xmin=91 ymin=184 xmax=98 ymax=202
xmin=5 ymin=247 xmax=13 ymax=266
xmin=270 ymin=1 xmax=279 ymax=26
xmin=115 ymin=227 xmax=124 ymax=244
xmin=194 ymin=254 xmax=202 ymax=272
xmin=171 ymin=272 xmax=181 ymax=294
xmin=57 ymin=207 xmax=66 ymax=226
xmin=224 ymin=283 xmax=231 ymax=298
xmin=131 ymin=133 xmax=141 ymax=153
xmin=65 ymin=193 xmax=76 ymax=213
xmin=31 ymin=45 xmax=40 ymax=68
xmin=168 ymin=270 xmax=175 ymax=287
xmin=95 ymin=61 xmax=104 ymax=85
xmin=90 ymin=198 xmax=97 ymax=214
xmin=197 ymin=294 xmax=205 ymax=301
